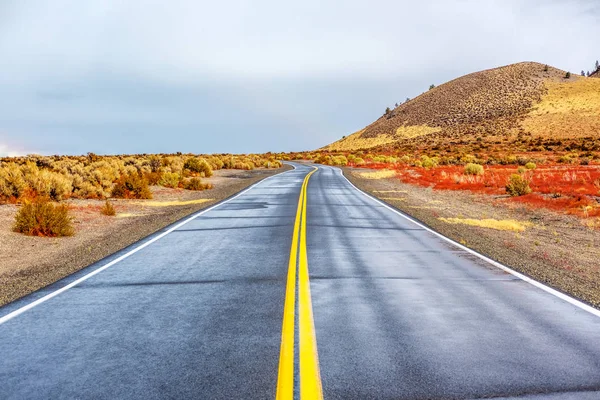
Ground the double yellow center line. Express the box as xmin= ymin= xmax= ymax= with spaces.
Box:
xmin=276 ymin=168 xmax=323 ymax=400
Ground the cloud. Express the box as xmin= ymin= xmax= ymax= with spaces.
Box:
xmin=0 ymin=0 xmax=598 ymax=154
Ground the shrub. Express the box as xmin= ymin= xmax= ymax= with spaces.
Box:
xmin=517 ymin=166 xmax=527 ymax=174
xmin=399 ymin=155 xmax=411 ymax=164
xmin=148 ymin=156 xmax=161 ymax=172
xmin=464 ymin=163 xmax=484 ymax=175
xmin=183 ymin=177 xmax=212 ymax=191
xmin=353 ymin=157 xmax=365 ymax=166
xmin=27 ymin=170 xmax=72 ymax=201
xmin=0 ymin=163 xmax=26 ymax=199
xmin=558 ymin=155 xmax=574 ymax=164
xmin=525 ymin=162 xmax=537 ymax=170
xmin=144 ymin=171 xmax=163 ymax=185
xmin=506 ymin=174 xmax=532 ymax=196
xmin=112 ymin=173 xmax=152 ymax=199
xmin=158 ymin=172 xmax=181 ymax=189
xmin=565 ymin=71 xmax=571 ymax=79
xmin=13 ymin=199 xmax=74 ymax=237
xmin=331 ymin=155 xmax=348 ymax=166
xmin=101 ymin=200 xmax=116 ymax=216
xmin=184 ymin=158 xmax=213 ymax=177
xmin=421 ymin=155 xmax=438 ymax=168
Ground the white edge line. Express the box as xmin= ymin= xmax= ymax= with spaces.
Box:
xmin=333 ymin=165 xmax=600 ymax=318
xmin=0 ymin=165 xmax=298 ymax=325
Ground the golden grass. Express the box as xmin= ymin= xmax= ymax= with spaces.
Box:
xmin=116 ymin=213 xmax=138 ymax=218
xmin=136 ymin=199 xmax=213 ymax=207
xmin=438 ymin=217 xmax=532 ymax=232
xmin=356 ymin=170 xmax=397 ymax=179
xmin=325 ymin=129 xmax=397 ymax=151
xmin=522 ymin=78 xmax=600 ymax=138
xmin=372 ymin=190 xmax=407 ymax=193
xmin=380 ymin=197 xmax=407 ymax=201
xmin=395 ymin=124 xmax=441 ymax=139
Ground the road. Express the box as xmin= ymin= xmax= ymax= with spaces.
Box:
xmin=1 ymin=163 xmax=600 ymax=399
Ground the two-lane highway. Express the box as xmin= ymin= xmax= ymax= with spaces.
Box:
xmin=1 ymin=163 xmax=600 ymax=399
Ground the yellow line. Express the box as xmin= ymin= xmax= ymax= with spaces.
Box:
xmin=275 ymin=171 xmax=306 ymax=400
xmin=275 ymin=168 xmax=322 ymax=400
xmin=298 ymin=169 xmax=323 ymax=400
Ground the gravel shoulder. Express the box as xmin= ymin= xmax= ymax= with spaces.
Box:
xmin=343 ymin=167 xmax=600 ymax=308
xmin=0 ymin=166 xmax=291 ymax=307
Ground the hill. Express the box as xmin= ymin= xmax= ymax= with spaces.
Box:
xmin=325 ymin=62 xmax=600 ymax=152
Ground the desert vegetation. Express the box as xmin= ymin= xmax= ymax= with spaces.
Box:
xmin=0 ymin=153 xmax=282 ymax=236
xmin=0 ymin=153 xmax=282 ymax=203
xmin=272 ymin=148 xmax=600 ymax=222
xmin=13 ymin=198 xmax=74 ymax=237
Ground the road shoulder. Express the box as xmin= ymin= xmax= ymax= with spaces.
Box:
xmin=343 ymin=166 xmax=600 ymax=309
xmin=0 ymin=166 xmax=291 ymax=307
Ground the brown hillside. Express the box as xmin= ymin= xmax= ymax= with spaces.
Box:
xmin=590 ymin=69 xmax=600 ymax=78
xmin=326 ymin=62 xmax=599 ymax=152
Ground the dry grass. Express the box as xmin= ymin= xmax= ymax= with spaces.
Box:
xmin=522 ymin=78 xmax=600 ymax=138
xmin=101 ymin=200 xmax=116 ymax=216
xmin=325 ymin=129 xmax=397 ymax=151
xmin=135 ymin=199 xmax=213 ymax=207
xmin=438 ymin=217 xmax=532 ymax=232
xmin=356 ymin=170 xmax=397 ymax=179
xmin=395 ymin=125 xmax=441 ymax=139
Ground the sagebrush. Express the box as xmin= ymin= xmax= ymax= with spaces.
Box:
xmin=13 ymin=199 xmax=74 ymax=237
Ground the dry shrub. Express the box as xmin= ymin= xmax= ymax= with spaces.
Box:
xmin=506 ymin=174 xmax=532 ymax=196
xmin=144 ymin=171 xmax=163 ymax=185
xmin=0 ymin=163 xmax=26 ymax=199
xmin=525 ymin=162 xmax=537 ymax=170
xmin=158 ymin=172 xmax=181 ymax=188
xmin=112 ymin=173 xmax=152 ymax=199
xmin=101 ymin=200 xmax=116 ymax=216
xmin=464 ymin=163 xmax=484 ymax=175
xmin=183 ymin=177 xmax=212 ymax=191
xmin=27 ymin=170 xmax=73 ymax=201
xmin=184 ymin=158 xmax=213 ymax=177
xmin=13 ymin=199 xmax=74 ymax=237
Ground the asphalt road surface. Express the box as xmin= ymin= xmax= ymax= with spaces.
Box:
xmin=1 ymin=163 xmax=600 ymax=399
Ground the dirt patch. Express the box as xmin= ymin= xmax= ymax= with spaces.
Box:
xmin=344 ymin=167 xmax=600 ymax=308
xmin=0 ymin=166 xmax=290 ymax=306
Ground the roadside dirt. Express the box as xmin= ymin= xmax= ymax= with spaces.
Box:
xmin=0 ymin=166 xmax=290 ymax=307
xmin=344 ymin=167 xmax=600 ymax=308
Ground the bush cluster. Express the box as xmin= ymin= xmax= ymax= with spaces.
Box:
xmin=13 ymin=199 xmax=74 ymax=237
xmin=0 ymin=153 xmax=282 ymax=202
xmin=111 ymin=173 xmax=152 ymax=199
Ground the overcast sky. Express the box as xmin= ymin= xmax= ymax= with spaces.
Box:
xmin=0 ymin=0 xmax=598 ymax=156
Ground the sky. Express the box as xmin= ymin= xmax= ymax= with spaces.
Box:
xmin=0 ymin=0 xmax=598 ymax=156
